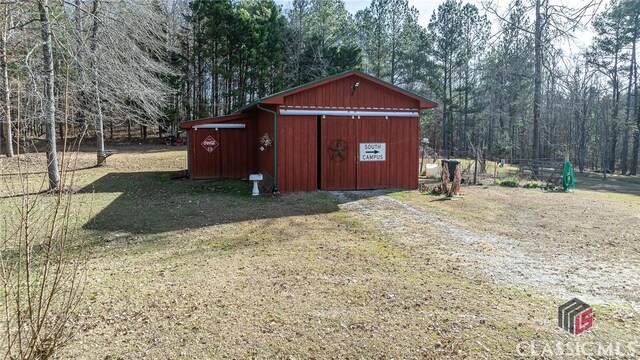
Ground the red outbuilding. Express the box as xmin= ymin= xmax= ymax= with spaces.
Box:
xmin=180 ymin=71 xmax=437 ymax=192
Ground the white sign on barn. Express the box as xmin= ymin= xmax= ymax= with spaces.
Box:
xmin=359 ymin=143 xmax=386 ymax=162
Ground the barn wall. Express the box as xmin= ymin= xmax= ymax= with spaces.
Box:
xmin=319 ymin=116 xmax=356 ymax=191
xmin=183 ymin=72 xmax=426 ymax=191
xmin=318 ymin=116 xmax=419 ymax=191
xmin=189 ymin=118 xmax=255 ymax=179
xmin=388 ymin=117 xmax=420 ymax=189
xmin=356 ymin=117 xmax=389 ymax=190
xmin=277 ymin=115 xmax=318 ymax=192
xmin=256 ymin=108 xmax=275 ymax=179
xmin=283 ymin=75 xmax=420 ymax=110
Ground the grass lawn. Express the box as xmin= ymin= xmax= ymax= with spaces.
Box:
xmin=1 ymin=145 xmax=639 ymax=358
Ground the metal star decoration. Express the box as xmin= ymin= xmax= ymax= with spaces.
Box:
xmin=329 ymin=139 xmax=348 ymax=161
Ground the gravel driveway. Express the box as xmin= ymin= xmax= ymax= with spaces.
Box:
xmin=331 ymin=191 xmax=640 ymax=312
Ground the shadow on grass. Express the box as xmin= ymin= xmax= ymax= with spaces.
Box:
xmin=574 ymin=172 xmax=640 ymax=196
xmin=74 ymin=144 xmax=187 ymax=154
xmin=0 ymin=189 xmax=52 ymax=199
xmin=80 ymin=171 xmax=342 ymax=235
xmin=0 ymin=164 xmax=100 ymax=178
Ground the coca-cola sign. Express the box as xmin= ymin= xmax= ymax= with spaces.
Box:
xmin=201 ymin=135 xmax=219 ymax=153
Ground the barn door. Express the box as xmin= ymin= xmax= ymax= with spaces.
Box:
xmin=357 ymin=117 xmax=389 ymax=189
xmin=320 ymin=116 xmax=356 ymax=190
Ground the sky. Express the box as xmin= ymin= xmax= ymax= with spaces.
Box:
xmin=274 ymin=0 xmax=441 ymax=28
xmin=334 ymin=0 xmax=440 ymax=26
xmin=274 ymin=0 xmax=606 ymax=57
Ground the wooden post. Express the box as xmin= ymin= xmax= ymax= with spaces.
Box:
xmin=419 ymin=149 xmax=425 ymax=177
xmin=473 ymin=149 xmax=479 ymax=185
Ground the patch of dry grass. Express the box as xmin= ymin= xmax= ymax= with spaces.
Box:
xmin=2 ymin=146 xmax=638 ymax=358
xmin=393 ymin=180 xmax=640 ymax=342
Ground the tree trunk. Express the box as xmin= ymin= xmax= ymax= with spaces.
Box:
xmin=390 ymin=27 xmax=396 ymax=85
xmin=463 ymin=61 xmax=469 ymax=155
xmin=73 ymin=0 xmax=87 ymax=137
xmin=621 ymin=126 xmax=630 ymax=174
xmin=442 ymin=57 xmax=447 ymax=155
xmin=211 ymin=42 xmax=220 ymax=116
xmin=533 ymin=0 xmax=542 ymax=164
xmin=632 ymin=75 xmax=640 ymax=175
xmin=0 ymin=3 xmax=13 ymax=157
xmin=90 ymin=0 xmax=106 ymax=166
xmin=622 ymin=29 xmax=636 ymax=174
xmin=447 ymin=58 xmax=454 ymax=156
xmin=632 ymin=121 xmax=639 ymax=175
xmin=488 ymin=106 xmax=494 ymax=155
xmin=610 ymin=85 xmax=619 ymax=172
xmin=38 ymin=0 xmax=60 ymax=190
xmin=578 ymin=94 xmax=588 ymax=173
xmin=632 ymin=19 xmax=640 ymax=175
xmin=607 ymin=45 xmax=622 ymax=173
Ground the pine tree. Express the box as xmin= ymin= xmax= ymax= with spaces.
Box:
xmin=587 ymin=4 xmax=629 ymax=172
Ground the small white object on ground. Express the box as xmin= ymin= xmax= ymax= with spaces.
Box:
xmin=424 ymin=163 xmax=441 ymax=178
xmin=249 ymin=174 xmax=263 ymax=196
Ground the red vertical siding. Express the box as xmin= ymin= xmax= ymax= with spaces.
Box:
xmin=357 ymin=117 xmax=389 ymax=189
xmin=190 ymin=118 xmax=254 ymax=179
xmin=317 ymin=116 xmax=419 ymax=191
xmin=387 ymin=117 xmax=420 ymax=189
xmin=257 ymin=109 xmax=275 ymax=178
xmin=284 ymin=75 xmax=420 ymax=110
xmin=277 ymin=115 xmax=318 ymax=192
xmin=320 ymin=116 xmax=357 ymax=190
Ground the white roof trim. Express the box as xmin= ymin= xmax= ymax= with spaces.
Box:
xmin=279 ymin=109 xmax=419 ymax=117
xmin=193 ymin=124 xmax=246 ymax=129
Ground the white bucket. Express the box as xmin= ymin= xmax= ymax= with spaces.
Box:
xmin=424 ymin=163 xmax=441 ymax=178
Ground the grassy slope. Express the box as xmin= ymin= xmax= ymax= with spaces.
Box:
xmin=1 ymin=147 xmax=638 ymax=358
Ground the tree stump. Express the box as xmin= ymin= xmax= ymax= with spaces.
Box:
xmin=97 ymin=151 xmax=107 ymax=166
xmin=441 ymin=160 xmax=462 ymax=196
xmin=441 ymin=161 xmax=450 ymax=195
xmin=451 ymin=163 xmax=462 ymax=196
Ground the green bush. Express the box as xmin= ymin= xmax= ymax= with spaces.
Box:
xmin=523 ymin=182 xmax=545 ymax=189
xmin=496 ymin=176 xmax=519 ymax=187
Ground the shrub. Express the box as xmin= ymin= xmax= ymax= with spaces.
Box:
xmin=1 ymin=153 xmax=85 ymax=359
xmin=523 ymin=182 xmax=545 ymax=189
xmin=496 ymin=176 xmax=519 ymax=187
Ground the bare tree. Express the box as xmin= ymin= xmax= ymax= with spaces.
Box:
xmin=88 ymin=0 xmax=106 ymax=165
xmin=1 ymin=156 xmax=85 ymax=359
xmin=1 ymin=2 xmax=13 ymax=158
xmin=1 ymin=56 xmax=85 ymax=360
xmin=485 ymin=0 xmax=606 ymax=165
xmin=1 ymin=164 xmax=85 ymax=358
xmin=38 ymin=0 xmax=60 ymax=190
xmin=532 ymin=0 xmax=542 ymax=161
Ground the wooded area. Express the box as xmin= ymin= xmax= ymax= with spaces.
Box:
xmin=0 ymin=0 xmax=639 ymax=190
